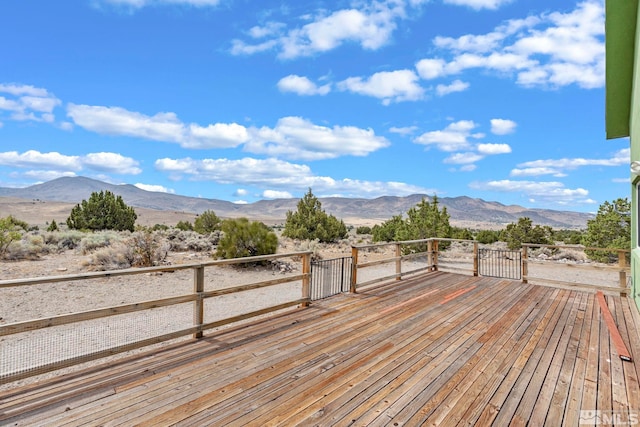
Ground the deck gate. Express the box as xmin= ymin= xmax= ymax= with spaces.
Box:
xmin=310 ymin=256 xmax=353 ymax=300
xmin=478 ymin=248 xmax=522 ymax=280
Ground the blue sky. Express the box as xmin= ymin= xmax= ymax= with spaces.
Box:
xmin=0 ymin=0 xmax=628 ymax=212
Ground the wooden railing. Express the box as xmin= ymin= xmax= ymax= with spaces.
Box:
xmin=0 ymin=251 xmax=312 ymax=385
xmin=522 ymin=244 xmax=630 ymax=295
xmin=350 ymin=238 xmax=479 ymax=291
xmin=351 ymin=239 xmax=631 ymax=296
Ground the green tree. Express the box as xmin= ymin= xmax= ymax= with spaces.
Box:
xmin=372 ymin=215 xmax=405 ymax=242
xmin=283 ymin=189 xmax=348 ymax=243
xmin=582 ymin=198 xmax=630 ymax=262
xmin=194 ymin=210 xmax=221 ymax=234
xmin=0 ymin=216 xmax=23 ymax=257
xmin=66 ymin=190 xmax=137 ymax=232
xmin=175 ymin=220 xmax=193 ymax=231
xmin=356 ymin=226 xmax=372 ymax=235
xmin=396 ymin=196 xmax=452 ymax=252
xmin=475 ymin=229 xmax=500 ymax=244
xmin=47 ymin=219 xmax=59 ymax=232
xmin=501 ymin=217 xmax=552 ymax=250
xmin=451 ymin=226 xmax=473 ymax=240
xmin=216 ymin=218 xmax=278 ymax=259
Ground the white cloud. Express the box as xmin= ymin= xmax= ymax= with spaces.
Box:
xmin=443 ymin=0 xmax=514 ymax=10
xmin=413 ymin=120 xmax=478 ymax=152
xmin=477 ymin=143 xmax=511 ymax=155
xmin=490 ymin=119 xmax=517 ymax=135
xmin=389 ymin=126 xmax=418 ymax=135
xmin=67 ymin=104 xmax=248 ymax=149
xmin=469 ymin=179 xmax=591 ymax=204
xmin=0 ymin=150 xmax=81 ymax=170
xmin=231 ymin=1 xmax=425 ymax=59
xmin=246 ymin=116 xmax=390 ymax=161
xmin=155 ymin=156 xmax=436 ymax=198
xmin=338 ymin=70 xmax=424 ymax=104
xmin=420 ymin=1 xmax=605 ymax=89
xmin=436 ymin=80 xmax=470 ymax=96
xmin=516 ymin=148 xmax=629 ymax=170
xmin=82 ymin=152 xmax=142 ymax=174
xmin=100 ymin=0 xmax=221 ymax=9
xmin=135 ymin=183 xmax=175 ymax=193
xmin=510 ymin=167 xmax=566 ymax=177
xmin=22 ymin=170 xmax=77 ymax=181
xmin=263 ymin=190 xmax=293 ymax=199
xmin=277 ymin=75 xmax=331 ymax=96
xmin=444 ymin=152 xmax=484 ymax=164
xmin=0 ymin=84 xmax=61 ymax=123
xmin=510 ymin=148 xmax=628 ymax=177
xmin=0 ymin=150 xmax=141 ymax=176
xmin=68 ymin=104 xmax=386 ymax=161
xmin=415 ymin=58 xmax=446 ymax=79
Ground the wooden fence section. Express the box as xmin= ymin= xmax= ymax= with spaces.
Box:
xmin=0 ymin=252 xmax=312 ymax=385
xmin=350 ymin=239 xmax=630 ymax=296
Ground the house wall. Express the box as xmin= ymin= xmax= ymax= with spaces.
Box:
xmin=629 ymin=2 xmax=640 ymax=309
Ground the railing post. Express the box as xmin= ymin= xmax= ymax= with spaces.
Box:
xmin=193 ymin=265 xmax=205 ymax=339
xmin=427 ymin=240 xmax=433 ymax=271
xmin=301 ymin=253 xmax=311 ymax=307
xmin=433 ymin=240 xmax=439 ymax=271
xmin=351 ymin=246 xmax=359 ymax=293
xmin=522 ymin=246 xmax=528 ymax=284
xmin=473 ymin=242 xmax=479 ymax=277
xmin=395 ymin=243 xmax=402 ymax=281
xmin=619 ymin=250 xmax=628 ymax=294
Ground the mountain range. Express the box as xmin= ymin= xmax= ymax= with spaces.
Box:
xmin=0 ymin=176 xmax=594 ymax=229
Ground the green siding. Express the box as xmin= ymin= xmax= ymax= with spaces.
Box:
xmin=606 ymin=0 xmax=639 ymax=139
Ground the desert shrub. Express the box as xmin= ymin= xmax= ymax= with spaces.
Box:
xmin=501 ymin=217 xmax=552 ymax=250
xmin=194 ymin=210 xmax=221 ymax=234
xmin=582 ymin=198 xmax=630 ymax=263
xmin=66 ymin=190 xmax=137 ymax=232
xmin=175 ymin=220 xmax=194 ymax=231
xmin=550 ymin=248 xmax=587 ymax=262
xmin=164 ymin=229 xmax=218 ymax=252
xmin=283 ymin=189 xmax=347 ymax=243
xmin=150 ymin=223 xmax=169 ymax=231
xmin=3 ymin=234 xmax=46 ymax=260
xmin=45 ymin=230 xmax=85 ymax=250
xmin=130 ymin=230 xmax=169 ymax=267
xmin=87 ymin=243 xmax=136 ymax=270
xmin=79 ymin=231 xmax=124 ymax=254
xmin=356 ymin=226 xmax=372 ymax=235
xmin=216 ymin=218 xmax=278 ymax=260
xmin=0 ymin=215 xmax=23 ymax=258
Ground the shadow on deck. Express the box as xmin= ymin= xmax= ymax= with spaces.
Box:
xmin=2 ymin=271 xmax=640 ymax=426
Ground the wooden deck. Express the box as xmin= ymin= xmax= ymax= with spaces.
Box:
xmin=2 ymin=271 xmax=640 ymax=426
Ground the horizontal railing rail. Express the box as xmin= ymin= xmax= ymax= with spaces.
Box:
xmin=0 ymin=251 xmax=312 ymax=385
xmin=522 ymin=243 xmax=630 ymax=294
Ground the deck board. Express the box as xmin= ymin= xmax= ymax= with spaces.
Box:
xmin=1 ymin=272 xmax=640 ymax=426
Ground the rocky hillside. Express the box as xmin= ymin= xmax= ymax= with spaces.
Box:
xmin=0 ymin=176 xmax=594 ymax=229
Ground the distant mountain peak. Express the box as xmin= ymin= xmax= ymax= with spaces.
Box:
xmin=0 ymin=176 xmax=593 ymax=228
